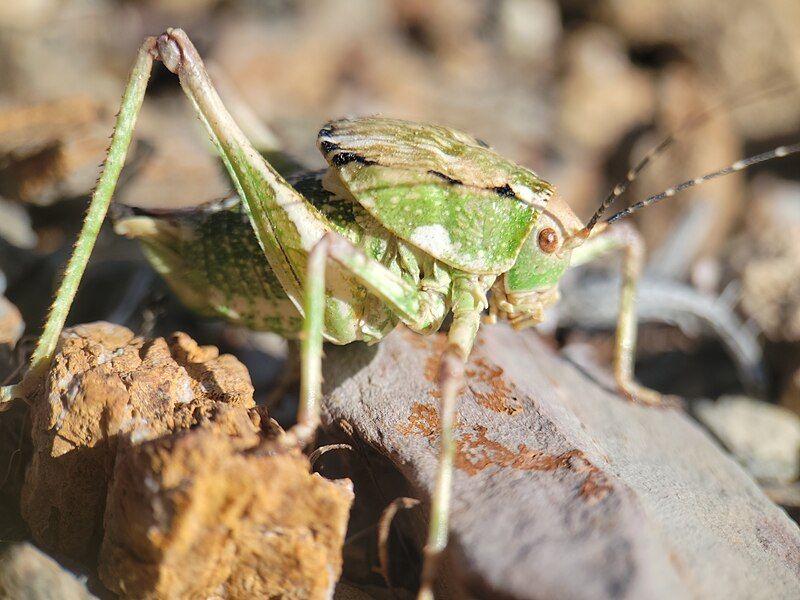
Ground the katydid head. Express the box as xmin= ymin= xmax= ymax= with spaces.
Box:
xmin=491 ymin=194 xmax=587 ymax=329
xmin=489 ymin=135 xmax=800 ymax=330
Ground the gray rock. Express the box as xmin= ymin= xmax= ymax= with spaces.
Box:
xmin=0 ymin=543 xmax=97 ymax=600
xmin=322 ymin=324 xmax=800 ymax=600
xmin=694 ymin=395 xmax=800 ymax=484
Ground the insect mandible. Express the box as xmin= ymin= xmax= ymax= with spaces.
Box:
xmin=2 ymin=29 xmax=799 ymax=600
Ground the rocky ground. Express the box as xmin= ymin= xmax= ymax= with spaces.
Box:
xmin=0 ymin=1 xmax=799 ymax=598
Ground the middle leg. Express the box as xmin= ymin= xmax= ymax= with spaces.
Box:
xmin=284 ymin=231 xmax=441 ymax=447
xmin=296 ymin=232 xmax=482 ymax=599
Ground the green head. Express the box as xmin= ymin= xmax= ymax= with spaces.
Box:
xmin=490 ymin=194 xmax=588 ymax=328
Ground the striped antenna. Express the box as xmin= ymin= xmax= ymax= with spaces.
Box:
xmin=583 ymin=80 xmax=798 ymax=233
xmin=606 ymin=143 xmax=800 ymax=223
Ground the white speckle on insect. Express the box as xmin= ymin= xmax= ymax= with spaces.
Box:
xmin=410 ymin=224 xmax=452 ymax=255
xmin=775 ymin=146 xmax=788 ymax=157
xmin=665 ymin=188 xmax=676 ymax=197
xmin=732 ymin=160 xmax=746 ymax=171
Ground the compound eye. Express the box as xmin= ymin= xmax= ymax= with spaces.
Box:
xmin=538 ymin=227 xmax=558 ymax=253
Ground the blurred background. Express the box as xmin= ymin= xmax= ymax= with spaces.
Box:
xmin=1 ymin=0 xmax=800 ymax=569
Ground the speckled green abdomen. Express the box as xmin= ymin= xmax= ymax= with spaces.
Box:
xmin=114 ymin=171 xmax=448 ymax=342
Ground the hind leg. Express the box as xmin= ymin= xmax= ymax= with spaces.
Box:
xmin=1 ymin=38 xmax=157 ymax=405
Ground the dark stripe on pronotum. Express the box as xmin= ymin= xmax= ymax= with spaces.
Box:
xmin=427 ymin=170 xmax=463 ymax=185
xmin=318 ymin=138 xmax=377 ymax=167
xmin=331 ymin=151 xmax=376 ymax=167
xmin=319 ymin=139 xmax=339 ymax=154
xmin=493 ymin=184 xmax=516 ymax=199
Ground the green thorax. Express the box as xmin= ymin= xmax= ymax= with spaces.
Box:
xmin=318 ymin=117 xmax=553 ymax=274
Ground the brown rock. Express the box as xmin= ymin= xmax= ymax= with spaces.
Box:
xmin=0 ymin=97 xmax=114 ymax=206
xmin=99 ymin=426 xmax=353 ymax=599
xmin=20 ymin=322 xmax=353 ymax=599
xmin=730 ymin=177 xmax=800 ymax=341
xmin=21 ymin=322 xmax=255 ymax=559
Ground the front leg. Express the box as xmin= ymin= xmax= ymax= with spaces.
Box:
xmin=609 ymin=225 xmax=663 ymax=406
xmin=570 ymin=223 xmax=663 ymax=406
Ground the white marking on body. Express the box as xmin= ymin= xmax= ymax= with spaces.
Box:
xmin=510 ymin=184 xmax=549 ymax=210
xmin=732 ymin=160 xmax=746 ymax=171
xmin=410 ymin=224 xmax=453 ymax=255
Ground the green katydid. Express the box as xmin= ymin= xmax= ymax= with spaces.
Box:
xmin=3 ymin=29 xmax=799 ymax=599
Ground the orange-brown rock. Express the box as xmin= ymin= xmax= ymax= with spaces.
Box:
xmin=20 ymin=322 xmax=353 ymax=599
xmin=21 ymin=322 xmax=256 ymax=560
xmin=99 ymin=426 xmax=353 ymax=599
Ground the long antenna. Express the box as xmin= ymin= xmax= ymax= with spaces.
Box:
xmin=606 ymin=143 xmax=800 ymax=223
xmin=583 ymin=79 xmax=798 ymax=233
